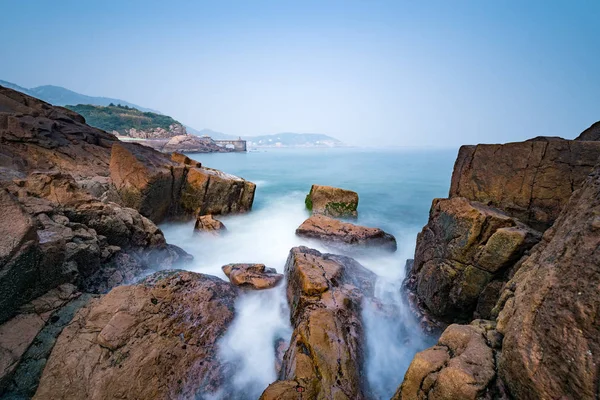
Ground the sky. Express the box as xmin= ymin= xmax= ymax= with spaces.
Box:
xmin=1 ymin=0 xmax=599 ymax=147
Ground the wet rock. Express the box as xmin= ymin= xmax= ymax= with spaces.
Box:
xmin=296 ymin=214 xmax=397 ymax=251
xmin=194 ymin=214 xmax=227 ymax=235
xmin=260 ymin=247 xmax=376 ymax=400
xmin=449 ymin=137 xmax=600 ymax=230
xmin=33 ymin=271 xmax=237 ymax=400
xmin=494 ymin=165 xmax=600 ymax=400
xmin=222 ymin=263 xmax=283 ymax=290
xmin=393 ymin=321 xmax=499 ymax=400
xmin=305 ymin=184 xmax=358 ymax=218
xmin=406 ymin=197 xmax=540 ymax=322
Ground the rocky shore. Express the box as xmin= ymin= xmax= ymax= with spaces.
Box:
xmin=1 ymin=83 xmax=599 ymax=400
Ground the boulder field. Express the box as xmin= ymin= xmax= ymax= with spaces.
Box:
xmin=399 ymin=132 xmax=600 ymax=399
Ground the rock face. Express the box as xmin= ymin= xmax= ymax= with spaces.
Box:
xmin=394 ymin=321 xmax=502 ymax=400
xmin=194 ymin=214 xmax=227 ymax=234
xmin=162 ymin=134 xmax=233 ymax=153
xmin=575 ymin=120 xmax=600 ymax=141
xmin=493 ymin=165 xmax=600 ymax=400
xmin=406 ymin=197 xmax=540 ymax=322
xmin=305 ymin=184 xmax=359 ymax=218
xmin=296 ymin=214 xmax=397 ymax=251
xmin=110 ymin=143 xmax=255 ymax=222
xmin=33 ymin=270 xmax=237 ymax=400
xmin=222 ymin=263 xmax=283 ymax=290
xmin=449 ymin=137 xmax=600 ymax=230
xmin=0 ymin=172 xmax=191 ymax=325
xmin=260 ymin=247 xmax=376 ymax=400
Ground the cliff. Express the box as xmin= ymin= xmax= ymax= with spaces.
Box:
xmin=399 ymin=130 xmax=600 ymax=399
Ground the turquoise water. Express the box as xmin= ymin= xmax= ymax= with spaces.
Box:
xmin=160 ymin=147 xmax=457 ymax=399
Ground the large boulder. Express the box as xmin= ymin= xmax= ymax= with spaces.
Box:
xmin=393 ymin=321 xmax=501 ymax=400
xmin=181 ymin=166 xmax=255 ymax=216
xmin=406 ymin=197 xmax=540 ymax=322
xmin=33 ymin=271 xmax=237 ymax=400
xmin=222 ymin=263 xmax=283 ymax=290
xmin=493 ymin=165 xmax=600 ymax=400
xmin=296 ymin=214 xmax=397 ymax=251
xmin=162 ymin=134 xmax=233 ymax=153
xmin=260 ymin=247 xmax=375 ymax=399
xmin=449 ymin=137 xmax=600 ymax=230
xmin=305 ymin=184 xmax=359 ymax=218
xmin=575 ymin=120 xmax=600 ymax=141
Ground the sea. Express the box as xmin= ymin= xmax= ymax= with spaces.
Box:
xmin=160 ymin=147 xmax=458 ymax=399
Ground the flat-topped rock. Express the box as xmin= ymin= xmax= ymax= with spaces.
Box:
xmin=221 ymin=263 xmax=283 ymax=290
xmin=296 ymin=214 xmax=397 ymax=251
xmin=305 ymin=184 xmax=358 ymax=218
xmin=194 ymin=215 xmax=227 ymax=235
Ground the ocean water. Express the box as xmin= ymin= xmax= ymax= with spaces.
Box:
xmin=160 ymin=147 xmax=457 ymax=399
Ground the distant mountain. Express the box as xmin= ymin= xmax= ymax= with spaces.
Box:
xmin=245 ymin=132 xmax=344 ymax=147
xmin=0 ymin=79 xmax=159 ymax=113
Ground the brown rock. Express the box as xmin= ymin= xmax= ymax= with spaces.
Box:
xmin=296 ymin=214 xmax=397 ymax=251
xmin=393 ymin=322 xmax=497 ymax=400
xmin=495 ymin=165 xmax=600 ymax=400
xmin=305 ymin=184 xmax=358 ymax=218
xmin=162 ymin=134 xmax=233 ymax=153
xmin=33 ymin=270 xmax=237 ymax=400
xmin=575 ymin=120 xmax=600 ymax=141
xmin=181 ymin=166 xmax=256 ymax=216
xmin=194 ymin=214 xmax=227 ymax=234
xmin=261 ymin=247 xmax=376 ymax=400
xmin=406 ymin=197 xmax=540 ymax=321
xmin=222 ymin=263 xmax=283 ymax=290
xmin=171 ymin=152 xmax=202 ymax=167
xmin=449 ymin=137 xmax=600 ymax=230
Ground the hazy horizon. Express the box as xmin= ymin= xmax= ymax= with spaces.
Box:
xmin=2 ymin=0 xmax=599 ymax=146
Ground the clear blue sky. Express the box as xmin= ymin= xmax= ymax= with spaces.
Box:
xmin=1 ymin=0 xmax=599 ymax=146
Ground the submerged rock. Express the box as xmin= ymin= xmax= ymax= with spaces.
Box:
xmin=33 ymin=271 xmax=237 ymax=400
xmin=222 ymin=263 xmax=283 ymax=290
xmin=296 ymin=214 xmax=397 ymax=251
xmin=194 ymin=214 xmax=227 ymax=235
xmin=260 ymin=247 xmax=376 ymax=400
xmin=305 ymin=184 xmax=358 ymax=218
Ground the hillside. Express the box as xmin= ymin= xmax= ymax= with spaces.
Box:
xmin=246 ymin=132 xmax=344 ymax=147
xmin=66 ymin=104 xmax=185 ymax=138
xmin=0 ymin=79 xmax=158 ymax=113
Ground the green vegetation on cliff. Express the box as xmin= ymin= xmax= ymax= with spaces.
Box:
xmin=65 ymin=104 xmax=181 ymax=133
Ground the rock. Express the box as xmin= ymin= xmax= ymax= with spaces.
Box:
xmin=171 ymin=152 xmax=202 ymax=167
xmin=222 ymin=263 xmax=283 ymax=290
xmin=406 ymin=197 xmax=540 ymax=322
xmin=0 ymin=284 xmax=91 ymax=398
xmin=194 ymin=214 xmax=227 ymax=235
xmin=181 ymin=166 xmax=256 ymax=216
xmin=575 ymin=120 xmax=600 ymax=141
xmin=305 ymin=184 xmax=358 ymax=218
xmin=0 ymin=85 xmax=118 ymax=181
xmin=296 ymin=214 xmax=397 ymax=251
xmin=260 ymin=247 xmax=376 ymax=400
xmin=494 ymin=165 xmax=600 ymax=400
xmin=33 ymin=271 xmax=237 ymax=400
xmin=449 ymin=137 xmax=600 ymax=230
xmin=0 ymin=172 xmax=192 ymax=324
xmin=393 ymin=321 xmax=499 ymax=400
xmin=109 ymin=142 xmax=186 ymax=222
xmin=162 ymin=134 xmax=233 ymax=153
